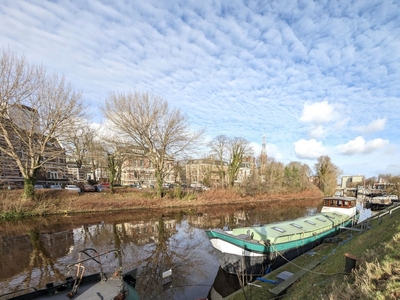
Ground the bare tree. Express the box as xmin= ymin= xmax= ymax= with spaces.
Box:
xmin=227 ymin=137 xmax=253 ymax=187
xmin=315 ymin=155 xmax=341 ymax=196
xmin=208 ymin=135 xmax=229 ymax=187
xmin=104 ymin=150 xmax=123 ymax=193
xmin=364 ymin=177 xmax=376 ymax=188
xmin=0 ymin=49 xmax=84 ymax=199
xmin=102 ymin=91 xmax=203 ymax=198
xmin=84 ymin=139 xmax=107 ymax=183
xmin=61 ymin=121 xmax=97 ymax=182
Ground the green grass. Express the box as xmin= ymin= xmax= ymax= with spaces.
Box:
xmin=227 ymin=205 xmax=400 ymax=300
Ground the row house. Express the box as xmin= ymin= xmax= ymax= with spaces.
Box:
xmin=0 ymin=136 xmax=69 ymax=188
xmin=186 ymin=156 xmax=257 ymax=187
xmin=66 ymin=156 xmax=92 ymax=183
xmin=38 ymin=146 xmax=70 ymax=187
xmin=340 ymin=175 xmax=365 ymax=189
xmin=120 ymin=146 xmax=154 ymax=186
xmin=0 ymin=105 xmax=69 ymax=188
xmin=120 ymin=146 xmax=175 ymax=187
xmin=186 ymin=158 xmax=228 ymax=187
xmin=235 ymin=157 xmax=256 ymax=183
xmin=65 ymin=146 xmax=176 ymax=187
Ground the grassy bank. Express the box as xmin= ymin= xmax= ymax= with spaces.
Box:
xmin=0 ymin=187 xmax=324 ymax=220
xmin=227 ymin=204 xmax=400 ymax=300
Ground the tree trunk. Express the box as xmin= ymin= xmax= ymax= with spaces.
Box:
xmin=23 ymin=177 xmax=36 ymax=200
xmin=155 ymin=170 xmax=163 ymax=198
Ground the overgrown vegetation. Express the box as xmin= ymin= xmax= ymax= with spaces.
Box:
xmin=0 ymin=187 xmax=323 ymax=220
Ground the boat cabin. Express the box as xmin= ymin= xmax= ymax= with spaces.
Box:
xmin=323 ymin=197 xmax=356 ymax=208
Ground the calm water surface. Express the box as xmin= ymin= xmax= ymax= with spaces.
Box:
xmin=0 ymin=200 xmax=320 ymax=300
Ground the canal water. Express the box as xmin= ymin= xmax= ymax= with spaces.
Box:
xmin=0 ymin=200 xmax=320 ymax=300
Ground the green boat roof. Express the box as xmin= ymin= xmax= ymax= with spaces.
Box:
xmin=232 ymin=211 xmax=351 ymax=241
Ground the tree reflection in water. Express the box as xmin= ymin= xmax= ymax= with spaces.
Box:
xmin=131 ymin=214 xmax=214 ymax=300
xmin=23 ymin=229 xmax=64 ymax=292
xmin=136 ymin=216 xmax=172 ymax=299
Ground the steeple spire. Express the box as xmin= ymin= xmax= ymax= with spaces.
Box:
xmin=261 ymin=135 xmax=266 ymax=156
xmin=260 ymin=135 xmax=267 ymax=167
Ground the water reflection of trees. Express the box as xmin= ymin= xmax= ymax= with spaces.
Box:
xmin=132 ymin=215 xmax=209 ymax=300
xmin=17 ymin=229 xmax=64 ymax=293
xmin=134 ymin=216 xmax=174 ymax=299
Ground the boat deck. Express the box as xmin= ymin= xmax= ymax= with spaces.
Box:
xmin=34 ymin=275 xmax=123 ymax=300
xmin=5 ymin=273 xmax=125 ymax=300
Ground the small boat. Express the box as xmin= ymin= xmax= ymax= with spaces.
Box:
xmin=2 ymin=248 xmax=139 ymax=300
xmin=205 ymin=196 xmax=359 ymax=275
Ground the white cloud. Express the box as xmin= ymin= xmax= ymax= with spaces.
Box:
xmin=250 ymin=142 xmax=261 ymax=157
xmin=294 ymin=139 xmax=327 ymax=159
xmin=299 ymin=100 xmax=337 ymax=125
xmin=1 ymin=1 xmax=400 ymax=178
xmin=309 ymin=125 xmax=325 ymax=139
xmin=336 ymin=136 xmax=389 ymax=155
xmin=266 ymin=144 xmax=283 ymax=161
xmin=354 ymin=118 xmax=386 ymax=135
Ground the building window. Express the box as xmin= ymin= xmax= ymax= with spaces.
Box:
xmin=47 ymin=171 xmax=58 ymax=179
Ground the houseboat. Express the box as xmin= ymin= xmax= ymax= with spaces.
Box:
xmin=205 ymin=196 xmax=359 ymax=275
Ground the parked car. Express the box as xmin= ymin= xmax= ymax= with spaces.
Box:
xmin=50 ymin=184 xmax=62 ymax=189
xmin=130 ymin=184 xmax=142 ymax=189
xmin=34 ymin=184 xmax=44 ymax=189
xmin=94 ymin=184 xmax=109 ymax=192
xmin=81 ymin=184 xmax=95 ymax=192
xmin=65 ymin=185 xmax=81 ymax=192
xmin=5 ymin=183 xmax=23 ymax=190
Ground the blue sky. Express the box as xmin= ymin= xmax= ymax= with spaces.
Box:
xmin=1 ymin=0 xmax=399 ymax=179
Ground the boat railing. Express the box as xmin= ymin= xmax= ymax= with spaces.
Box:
xmin=65 ymin=248 xmax=123 ymax=297
xmin=67 ymin=248 xmax=123 ymax=279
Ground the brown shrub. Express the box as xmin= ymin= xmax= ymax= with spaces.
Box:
xmin=0 ymin=188 xmax=324 ymax=216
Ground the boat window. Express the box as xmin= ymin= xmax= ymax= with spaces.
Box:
xmin=325 ymin=215 xmax=335 ymax=219
xmin=316 ymin=217 xmax=327 ymax=222
xmin=344 ymin=201 xmax=349 ymax=206
xmin=272 ymin=226 xmax=286 ymax=233
xmin=305 ymin=220 xmax=316 ymax=225
xmin=290 ymin=223 xmax=303 ymax=229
